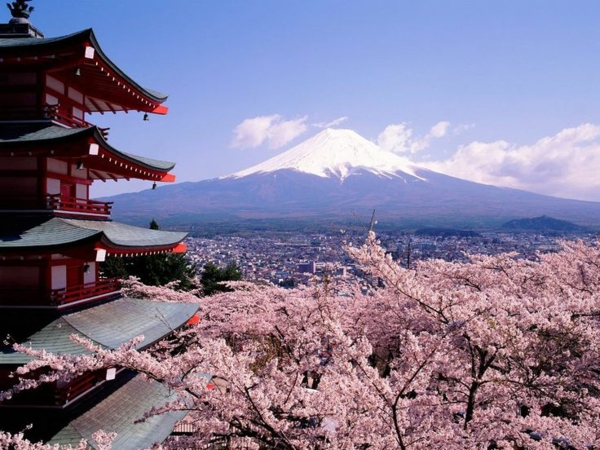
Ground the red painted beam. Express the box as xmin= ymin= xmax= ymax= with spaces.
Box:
xmin=152 ymin=105 xmax=168 ymax=115
xmin=160 ymin=173 xmax=176 ymax=182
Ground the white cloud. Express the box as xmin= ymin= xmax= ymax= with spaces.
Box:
xmin=231 ymin=115 xmax=277 ymax=148
xmin=377 ymin=123 xmax=414 ymax=153
xmin=421 ymin=123 xmax=600 ymax=201
xmin=267 ymin=116 xmax=309 ymax=149
xmin=428 ymin=121 xmax=450 ymax=139
xmin=453 ymin=123 xmax=475 ymax=135
xmin=377 ymin=121 xmax=450 ymax=154
xmin=231 ymin=115 xmax=308 ymax=149
xmin=313 ymin=116 xmax=349 ymax=129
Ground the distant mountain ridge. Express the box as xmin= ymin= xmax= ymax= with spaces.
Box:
xmin=501 ymin=216 xmax=588 ymax=232
xmin=105 ymin=128 xmax=600 ymax=230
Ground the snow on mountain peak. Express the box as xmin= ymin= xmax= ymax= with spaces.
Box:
xmin=226 ymin=128 xmax=425 ymax=181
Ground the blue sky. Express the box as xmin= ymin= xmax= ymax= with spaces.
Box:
xmin=27 ymin=1 xmax=600 ymax=201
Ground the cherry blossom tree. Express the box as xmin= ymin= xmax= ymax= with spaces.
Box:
xmin=2 ymin=233 xmax=600 ymax=449
xmin=120 ymin=276 xmax=202 ymax=303
xmin=0 ymin=430 xmax=115 ymax=450
xmin=344 ymin=233 xmax=600 ymax=449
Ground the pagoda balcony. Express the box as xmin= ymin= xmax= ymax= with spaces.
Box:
xmin=47 ymin=194 xmax=113 ymax=218
xmin=54 ymin=371 xmax=106 ymax=406
xmin=50 ymin=278 xmax=121 ymax=307
xmin=0 ymin=278 xmax=121 ymax=308
xmin=0 ymin=105 xmax=109 ymax=138
xmin=1 ymin=370 xmax=107 ymax=408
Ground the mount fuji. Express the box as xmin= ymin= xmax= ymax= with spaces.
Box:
xmin=107 ymin=129 xmax=600 ymax=229
xmin=228 ymin=128 xmax=424 ymax=182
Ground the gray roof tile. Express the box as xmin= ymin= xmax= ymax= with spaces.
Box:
xmin=0 ymin=217 xmax=100 ymax=249
xmin=62 ymin=219 xmax=187 ymax=248
xmin=0 ymin=126 xmax=176 ymax=171
xmin=0 ymin=218 xmax=186 ymax=250
xmin=0 ymin=297 xmax=199 ymax=364
xmin=49 ymin=375 xmax=187 ymax=449
xmin=65 ymin=297 xmax=199 ymax=349
xmin=0 ymin=126 xmax=83 ymax=142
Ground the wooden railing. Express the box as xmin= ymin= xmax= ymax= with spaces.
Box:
xmin=49 ymin=278 xmax=121 ymax=306
xmin=2 ymin=371 xmax=105 ymax=407
xmin=47 ymin=104 xmax=110 ymax=138
xmin=55 ymin=371 xmax=102 ymax=405
xmin=0 ymin=105 xmax=109 ymax=138
xmin=0 ymin=279 xmax=120 ymax=307
xmin=47 ymin=194 xmax=113 ymax=217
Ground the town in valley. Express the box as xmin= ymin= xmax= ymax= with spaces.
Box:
xmin=186 ymin=227 xmax=598 ymax=288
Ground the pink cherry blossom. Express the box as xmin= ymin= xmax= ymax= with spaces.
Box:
xmin=3 ymin=232 xmax=600 ymax=449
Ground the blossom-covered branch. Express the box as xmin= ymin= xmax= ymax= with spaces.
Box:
xmin=3 ymin=233 xmax=600 ymax=449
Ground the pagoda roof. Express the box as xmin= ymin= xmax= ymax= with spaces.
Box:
xmin=63 ymin=218 xmax=187 ymax=249
xmin=48 ymin=375 xmax=187 ymax=449
xmin=0 ymin=217 xmax=187 ymax=254
xmin=0 ymin=125 xmax=176 ymax=181
xmin=0 ymin=29 xmax=168 ymax=114
xmin=0 ymin=216 xmax=100 ymax=250
xmin=0 ymin=297 xmax=199 ymax=365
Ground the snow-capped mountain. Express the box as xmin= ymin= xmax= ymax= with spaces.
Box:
xmin=106 ymin=129 xmax=600 ymax=229
xmin=227 ymin=128 xmax=425 ymax=181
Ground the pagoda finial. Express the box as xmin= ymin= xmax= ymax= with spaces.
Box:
xmin=7 ymin=0 xmax=33 ymax=20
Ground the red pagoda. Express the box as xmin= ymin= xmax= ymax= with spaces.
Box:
xmin=0 ymin=2 xmax=198 ymax=447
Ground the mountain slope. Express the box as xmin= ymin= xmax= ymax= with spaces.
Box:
xmin=105 ymin=129 xmax=600 ymax=229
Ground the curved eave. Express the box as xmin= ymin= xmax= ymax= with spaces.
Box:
xmin=0 ymin=218 xmax=187 ymax=256
xmin=0 ymin=126 xmax=177 ymax=182
xmin=97 ymin=240 xmax=188 ymax=257
xmin=83 ymin=29 xmax=168 ymax=113
xmin=61 ymin=219 xmax=188 ymax=256
xmin=0 ymin=29 xmax=168 ymax=114
xmin=92 ymin=127 xmax=178 ymax=182
xmin=86 ymin=29 xmax=168 ymax=103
